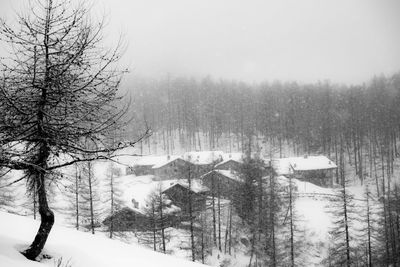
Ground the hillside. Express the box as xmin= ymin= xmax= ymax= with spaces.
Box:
xmin=0 ymin=211 xmax=204 ymax=267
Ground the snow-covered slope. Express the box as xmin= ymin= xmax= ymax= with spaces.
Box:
xmin=0 ymin=211 xmax=204 ymax=267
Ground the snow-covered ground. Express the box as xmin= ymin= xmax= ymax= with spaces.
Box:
xmin=0 ymin=211 xmax=205 ymax=267
xmin=0 ymin=174 xmax=378 ymax=267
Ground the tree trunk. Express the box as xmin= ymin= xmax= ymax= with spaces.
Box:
xmin=109 ymin=165 xmax=114 ymax=238
xmin=152 ymin=204 xmax=157 ymax=251
xmin=22 ymin=148 xmax=54 ymax=260
xmin=366 ymin=188 xmax=372 ymax=267
xmin=88 ymin=162 xmax=95 ymax=235
xmin=201 ymin=232 xmax=205 ymax=264
xmin=33 ymin=189 xmax=38 ymax=220
xmin=159 ymin=189 xmax=166 ymax=253
xmin=289 ymin=176 xmax=295 ymax=267
xmin=212 ymin=174 xmax=217 ymax=246
xmin=228 ymin=202 xmax=233 ymax=255
xmin=188 ymin=166 xmax=195 ymax=262
xmin=75 ymin=166 xmax=80 ymax=230
xmin=224 ymin=207 xmax=230 ymax=253
xmin=218 ymin=182 xmax=222 ymax=252
xmin=343 ymin=184 xmax=351 ymax=267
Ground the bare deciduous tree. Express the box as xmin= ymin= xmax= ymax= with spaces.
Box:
xmin=0 ymin=0 xmax=148 ymax=260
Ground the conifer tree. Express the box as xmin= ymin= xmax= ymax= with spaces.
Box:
xmin=326 ymin=145 xmax=357 ymax=267
xmin=79 ymin=161 xmax=102 ymax=234
xmin=141 ymin=185 xmax=176 ymax=253
xmin=103 ymin=162 xmax=124 ymax=239
xmin=62 ymin=165 xmax=82 ymax=230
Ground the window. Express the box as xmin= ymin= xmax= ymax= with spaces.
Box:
xmin=131 ymin=198 xmax=139 ymax=209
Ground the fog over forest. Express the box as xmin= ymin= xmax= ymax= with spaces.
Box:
xmin=1 ymin=0 xmax=400 ymax=84
xmin=1 ymin=1 xmax=400 ymax=267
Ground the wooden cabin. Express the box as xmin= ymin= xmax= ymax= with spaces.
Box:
xmin=214 ymin=152 xmax=244 ymax=172
xmin=183 ymin=151 xmax=224 ymax=176
xmin=102 ymin=207 xmax=149 ymax=231
xmin=127 ymin=156 xmax=182 ymax=176
xmin=272 ymin=155 xmax=337 ymax=187
xmin=162 ymin=181 xmax=209 ymax=215
xmin=152 ymin=157 xmax=194 ymax=181
xmin=214 ymin=159 xmax=242 ymax=172
xmin=201 ymin=170 xmax=243 ymax=198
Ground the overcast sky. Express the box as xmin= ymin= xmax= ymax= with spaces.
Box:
xmin=1 ymin=0 xmax=400 ymax=85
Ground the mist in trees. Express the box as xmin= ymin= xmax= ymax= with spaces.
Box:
xmin=127 ymin=74 xmax=400 ymax=163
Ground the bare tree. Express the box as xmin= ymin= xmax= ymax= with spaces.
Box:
xmin=0 ymin=0 xmax=147 ymax=260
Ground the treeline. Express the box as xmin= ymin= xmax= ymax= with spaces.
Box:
xmin=128 ymin=73 xmax=400 ymax=177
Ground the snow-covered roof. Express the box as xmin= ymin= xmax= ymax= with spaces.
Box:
xmin=215 ymin=153 xmax=244 ymax=167
xmin=151 ymin=156 xmax=183 ymax=169
xmin=221 ymin=152 xmax=244 ymax=162
xmin=204 ymin=170 xmax=243 ymax=183
xmin=131 ymin=156 xmax=168 ymax=167
xmin=183 ymin=151 xmax=224 ymax=165
xmin=131 ymin=152 xmax=269 ymax=168
xmin=131 ymin=155 xmax=185 ymax=168
xmin=162 ymin=179 xmax=209 ymax=194
xmin=273 ymin=156 xmax=337 ymax=175
xmin=118 ymin=175 xmax=180 ymax=211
